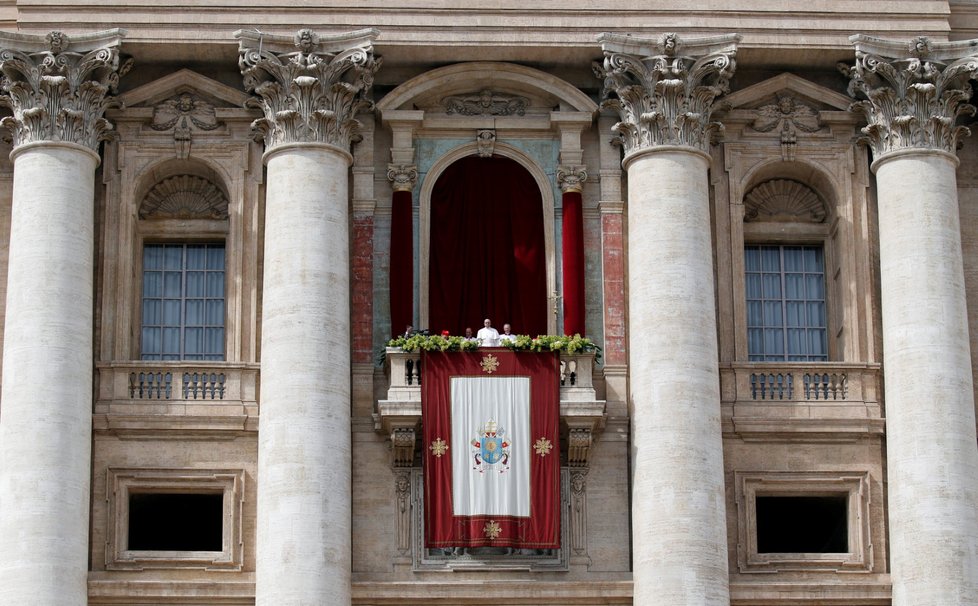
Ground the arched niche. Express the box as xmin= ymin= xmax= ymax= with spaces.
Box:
xmin=419 ymin=142 xmax=556 ymax=335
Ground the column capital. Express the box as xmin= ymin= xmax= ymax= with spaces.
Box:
xmin=557 ymin=164 xmax=588 ymax=193
xmin=595 ymin=32 xmax=740 ymax=158
xmin=841 ymin=34 xmax=978 ymax=159
xmin=387 ymin=163 xmax=418 ymax=192
xmin=235 ymin=28 xmax=381 ymax=151
xmin=0 ymin=29 xmax=130 ymax=151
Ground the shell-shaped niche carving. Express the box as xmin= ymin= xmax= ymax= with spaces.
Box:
xmin=744 ymin=179 xmax=827 ymax=223
xmin=140 ymin=175 xmax=229 ymax=220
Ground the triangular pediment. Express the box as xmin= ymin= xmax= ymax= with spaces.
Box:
xmin=118 ymin=69 xmax=250 ymax=109
xmin=724 ymin=73 xmax=852 ymax=112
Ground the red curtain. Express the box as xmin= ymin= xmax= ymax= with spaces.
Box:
xmin=561 ymin=190 xmax=586 ymax=336
xmin=428 ymin=156 xmax=547 ymax=336
xmin=390 ymin=189 xmax=413 ymax=337
xmin=422 ymin=350 xmax=560 ymax=548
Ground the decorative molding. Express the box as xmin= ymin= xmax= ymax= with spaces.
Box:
xmin=751 ymin=94 xmax=822 ymax=161
xmin=391 ymin=427 xmax=416 ymax=468
xmin=556 ymin=165 xmax=588 ymax=193
xmin=395 ymin=470 xmax=412 ymax=555
xmin=595 ymin=32 xmax=740 ymax=155
xmin=387 ymin=163 xmax=418 ymax=192
xmin=442 ymin=89 xmax=529 ymax=116
xmin=570 ymin=469 xmax=588 ymax=557
xmin=744 ymin=179 xmax=826 ymax=223
xmin=150 ymin=93 xmax=220 ymax=159
xmin=140 ymin=175 xmax=229 ymax=220
xmin=235 ymin=28 xmax=381 ymax=151
xmin=0 ymin=29 xmax=130 ymax=150
xmin=841 ymin=34 xmax=978 ymax=159
xmin=476 ymin=129 xmax=496 ymax=158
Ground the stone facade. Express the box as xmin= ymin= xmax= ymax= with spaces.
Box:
xmin=0 ymin=2 xmax=974 ymax=605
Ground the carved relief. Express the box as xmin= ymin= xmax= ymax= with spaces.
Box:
xmin=150 ymin=93 xmax=220 ymax=159
xmin=751 ymin=94 xmax=822 ymax=161
xmin=476 ymin=129 xmax=496 ymax=158
xmin=595 ymin=32 xmax=740 ymax=154
xmin=140 ymin=175 xmax=229 ymax=220
xmin=387 ymin=163 xmax=418 ymax=192
xmin=744 ymin=179 xmax=826 ymax=223
xmin=841 ymin=35 xmax=978 ymax=158
xmin=570 ymin=470 xmax=588 ymax=556
xmin=442 ymin=89 xmax=528 ymax=116
xmin=557 ymin=165 xmax=588 ymax=194
xmin=236 ymin=28 xmax=381 ymax=150
xmin=0 ymin=29 xmax=131 ymax=150
xmin=391 ymin=427 xmax=416 ymax=467
xmin=395 ymin=471 xmax=412 ymax=555
xmin=567 ymin=427 xmax=592 ymax=467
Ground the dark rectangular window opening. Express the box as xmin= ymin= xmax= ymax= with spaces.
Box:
xmin=756 ymin=495 xmax=848 ymax=553
xmin=128 ymin=492 xmax=224 ymax=551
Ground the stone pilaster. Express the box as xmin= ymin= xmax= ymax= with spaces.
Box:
xmin=597 ymin=31 xmax=739 ymax=606
xmin=0 ymin=29 xmax=127 ymax=606
xmin=843 ymin=35 xmax=978 ymax=606
xmin=236 ymin=27 xmax=380 ymax=606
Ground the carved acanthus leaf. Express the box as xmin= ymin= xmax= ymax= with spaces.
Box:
xmin=442 ymin=89 xmax=529 ymax=116
xmin=841 ymin=35 xmax=978 ymax=158
xmin=744 ymin=179 xmax=826 ymax=223
xmin=140 ymin=175 xmax=229 ymax=220
xmin=235 ymin=28 xmax=381 ymax=150
xmin=595 ymin=32 xmax=740 ymax=155
xmin=0 ymin=29 xmax=131 ymax=150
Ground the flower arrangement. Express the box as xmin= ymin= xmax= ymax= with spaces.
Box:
xmin=386 ymin=332 xmax=601 ymax=363
xmin=387 ymin=333 xmax=480 ymax=352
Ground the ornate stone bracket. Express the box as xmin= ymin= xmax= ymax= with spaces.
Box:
xmin=476 ymin=129 xmax=496 ymax=157
xmin=595 ymin=32 xmax=740 ymax=156
xmin=557 ymin=165 xmax=588 ymax=193
xmin=391 ymin=427 xmax=416 ymax=468
xmin=387 ymin=163 xmax=418 ymax=192
xmin=235 ymin=28 xmax=381 ymax=151
xmin=840 ymin=35 xmax=978 ymax=159
xmin=0 ymin=29 xmax=131 ymax=150
xmin=150 ymin=93 xmax=220 ymax=159
xmin=750 ymin=94 xmax=822 ymax=161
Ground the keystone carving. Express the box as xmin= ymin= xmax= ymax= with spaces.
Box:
xmin=557 ymin=165 xmax=588 ymax=193
xmin=442 ymin=89 xmax=528 ymax=116
xmin=151 ymin=93 xmax=220 ymax=159
xmin=841 ymin=35 xmax=978 ymax=158
xmin=595 ymin=32 xmax=740 ymax=155
xmin=0 ymin=29 xmax=130 ymax=150
xmin=387 ymin=163 xmax=418 ymax=192
xmin=476 ymin=129 xmax=496 ymax=157
xmin=235 ymin=28 xmax=381 ymax=151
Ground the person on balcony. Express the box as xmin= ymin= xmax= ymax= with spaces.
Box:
xmin=464 ymin=327 xmax=478 ymax=342
xmin=477 ymin=318 xmax=499 ymax=346
xmin=499 ymin=323 xmax=517 ymax=343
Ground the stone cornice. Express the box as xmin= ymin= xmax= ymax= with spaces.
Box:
xmin=0 ymin=29 xmax=130 ymax=150
xmin=235 ymin=28 xmax=381 ymax=151
xmin=595 ymin=32 xmax=740 ymax=157
xmin=841 ymin=34 xmax=978 ymax=159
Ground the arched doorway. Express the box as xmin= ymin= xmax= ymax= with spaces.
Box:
xmin=427 ymin=155 xmax=548 ymax=336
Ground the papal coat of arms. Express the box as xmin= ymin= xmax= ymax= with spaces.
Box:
xmin=471 ymin=419 xmax=510 ymax=473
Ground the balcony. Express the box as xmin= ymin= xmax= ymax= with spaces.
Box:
xmin=721 ymin=362 xmax=884 ymax=441
xmin=375 ymin=349 xmax=606 ymax=467
xmin=94 ymin=361 xmax=260 ymax=435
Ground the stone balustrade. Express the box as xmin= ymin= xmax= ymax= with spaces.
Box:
xmin=376 ymin=349 xmax=605 ymax=467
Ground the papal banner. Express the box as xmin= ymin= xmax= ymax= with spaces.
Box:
xmin=422 ymin=350 xmax=560 ymax=548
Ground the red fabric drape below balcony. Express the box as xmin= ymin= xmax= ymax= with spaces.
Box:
xmin=428 ymin=156 xmax=547 ymax=336
xmin=561 ymin=190 xmax=586 ymax=336
xmin=390 ymin=189 xmax=414 ymax=337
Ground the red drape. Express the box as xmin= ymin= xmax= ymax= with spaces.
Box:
xmin=422 ymin=350 xmax=560 ymax=548
xmin=390 ymin=189 xmax=414 ymax=337
xmin=428 ymin=156 xmax=547 ymax=336
xmin=561 ymin=190 xmax=586 ymax=336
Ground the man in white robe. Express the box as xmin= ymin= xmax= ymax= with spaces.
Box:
xmin=477 ymin=318 xmax=500 ymax=346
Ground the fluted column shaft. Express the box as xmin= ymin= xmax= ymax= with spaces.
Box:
xmin=0 ymin=30 xmax=126 ymax=606
xmin=597 ymin=32 xmax=738 ymax=605
xmin=843 ymin=35 xmax=978 ymax=605
xmin=237 ymin=27 xmax=380 ymax=606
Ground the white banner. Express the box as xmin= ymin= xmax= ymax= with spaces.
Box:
xmin=451 ymin=376 xmax=531 ymax=516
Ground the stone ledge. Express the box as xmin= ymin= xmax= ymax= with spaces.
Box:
xmin=93 ymin=413 xmax=258 ymax=439
xmin=88 ymin=576 xmax=254 ymax=604
xmin=730 ymin=579 xmax=892 ymax=604
xmin=352 ymin=580 xmax=633 ymax=604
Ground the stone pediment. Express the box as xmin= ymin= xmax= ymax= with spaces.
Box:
xmin=723 ymin=72 xmax=852 ymax=113
xmin=117 ymin=68 xmax=251 ymax=110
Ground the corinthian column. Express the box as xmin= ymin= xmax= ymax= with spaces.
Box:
xmin=0 ymin=30 xmax=128 ymax=606
xmin=236 ymin=28 xmax=380 ymax=606
xmin=596 ymin=32 xmax=738 ymax=606
xmin=843 ymin=35 xmax=978 ymax=606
